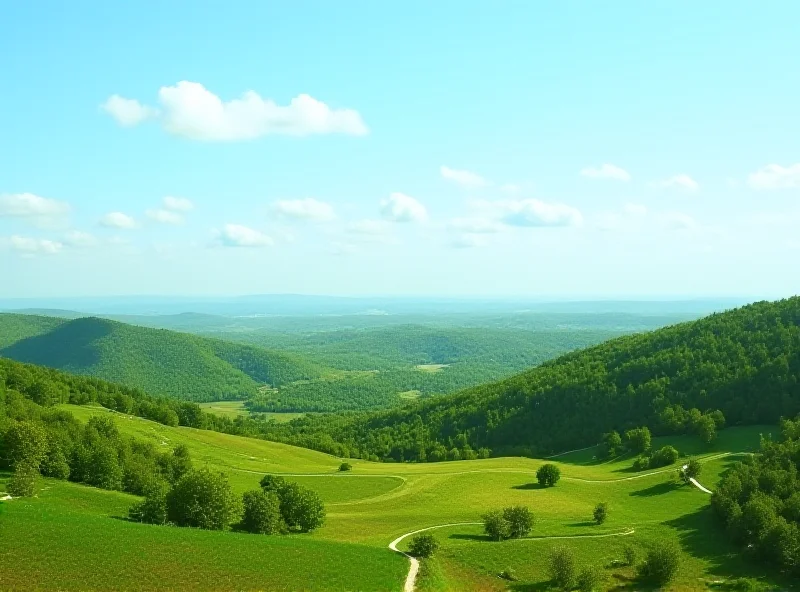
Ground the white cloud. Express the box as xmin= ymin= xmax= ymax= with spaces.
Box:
xmin=448 ymin=217 xmax=505 ymax=234
xmin=747 ymin=163 xmax=800 ymax=190
xmin=146 ymin=209 xmax=184 ymax=225
xmin=440 ymin=166 xmax=489 ymax=189
xmin=651 ymin=174 xmax=699 ymax=192
xmin=100 ymin=212 xmax=137 ymax=229
xmin=580 ymin=164 xmax=631 ymax=182
xmin=380 ymin=192 xmax=428 ymax=223
xmin=347 ymin=219 xmax=390 ymax=235
xmin=8 ymin=235 xmax=63 ymax=255
xmin=163 ymin=196 xmax=194 ymax=212
xmin=63 ymin=231 xmax=99 ymax=248
xmin=101 ymin=95 xmax=158 ymax=126
xmin=156 ymin=81 xmax=368 ymax=141
xmin=213 ymin=224 xmax=273 ymax=247
xmin=501 ymin=199 xmax=583 ymax=228
xmin=450 ymin=234 xmax=489 ymax=249
xmin=0 ymin=193 xmax=70 ymax=220
xmin=273 ymin=198 xmax=336 ymax=222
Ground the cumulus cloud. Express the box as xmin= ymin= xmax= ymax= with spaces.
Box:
xmin=0 ymin=193 xmax=70 ymax=221
xmin=450 ymin=234 xmax=489 ymax=249
xmin=7 ymin=235 xmax=63 ymax=255
xmin=100 ymin=212 xmax=137 ymax=229
xmin=273 ymin=198 xmax=336 ymax=222
xmin=380 ymin=192 xmax=428 ymax=223
xmin=101 ymin=95 xmax=159 ymax=126
xmin=448 ymin=217 xmax=505 ymax=234
xmin=580 ymin=164 xmax=631 ymax=181
xmin=440 ymin=166 xmax=489 ymax=189
xmin=213 ymin=224 xmax=273 ymax=247
xmin=651 ymin=174 xmax=699 ymax=192
xmin=500 ymin=199 xmax=583 ymax=228
xmin=63 ymin=231 xmax=99 ymax=248
xmin=146 ymin=209 xmax=184 ymax=224
xmin=163 ymin=196 xmax=194 ymax=212
xmin=748 ymin=163 xmax=800 ymax=190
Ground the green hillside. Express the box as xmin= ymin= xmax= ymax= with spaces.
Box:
xmin=0 ymin=315 xmax=324 ymax=402
xmin=264 ymin=297 xmax=800 ymax=460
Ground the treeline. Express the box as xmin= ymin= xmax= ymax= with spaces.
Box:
xmin=712 ymin=414 xmax=800 ymax=576
xmin=243 ymin=298 xmax=800 ymax=461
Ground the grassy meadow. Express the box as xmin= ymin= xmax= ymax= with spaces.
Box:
xmin=1 ymin=405 xmax=787 ymax=591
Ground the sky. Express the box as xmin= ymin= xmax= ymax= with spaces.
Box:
xmin=1 ymin=1 xmax=799 ymax=300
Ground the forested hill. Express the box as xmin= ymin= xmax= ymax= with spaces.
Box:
xmin=270 ymin=297 xmax=800 ymax=460
xmin=0 ymin=315 xmax=324 ymax=402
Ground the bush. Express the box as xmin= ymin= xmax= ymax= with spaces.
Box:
xmin=593 ymin=502 xmax=608 ymax=525
xmin=632 ymin=455 xmax=650 ymax=471
xmin=637 ymin=540 xmax=681 ymax=585
xmin=408 ymin=533 xmax=439 ymax=558
xmin=548 ymin=546 xmax=577 ymax=590
xmin=277 ymin=482 xmax=326 ymax=532
xmin=650 ymin=445 xmax=679 ymax=468
xmin=129 ymin=479 xmax=170 ymax=525
xmin=682 ymin=457 xmax=702 ymax=483
xmin=338 ymin=462 xmax=352 ymax=472
xmin=259 ymin=474 xmax=287 ymax=492
xmin=624 ymin=427 xmax=651 ymax=454
xmin=576 ymin=565 xmax=604 ymax=592
xmin=40 ymin=447 xmax=70 ymax=480
xmin=623 ymin=544 xmax=637 ymax=566
xmin=166 ymin=468 xmax=240 ymax=530
xmin=240 ymin=489 xmax=285 ymax=534
xmin=536 ymin=463 xmax=561 ymax=487
xmin=483 ymin=509 xmax=511 ymax=541
xmin=8 ymin=462 xmax=38 ymax=497
xmin=503 ymin=505 xmax=535 ymax=538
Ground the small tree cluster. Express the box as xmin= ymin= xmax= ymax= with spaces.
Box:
xmin=637 ymin=540 xmax=681 ymax=585
xmin=548 ymin=547 xmax=605 ymax=591
xmin=597 ymin=430 xmax=623 ymax=459
xmin=536 ymin=463 xmax=561 ymax=487
xmin=483 ymin=506 xmax=535 ymax=541
xmin=257 ymin=474 xmax=326 ymax=533
xmin=408 ymin=533 xmax=439 ymax=558
xmin=632 ymin=445 xmax=679 ymax=471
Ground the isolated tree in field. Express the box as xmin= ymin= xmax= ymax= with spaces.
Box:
xmin=548 ymin=546 xmax=577 ymax=590
xmin=637 ymin=540 xmax=681 ymax=585
xmin=166 ymin=468 xmax=240 ymax=530
xmin=650 ymin=445 xmax=679 ymax=467
xmin=8 ymin=461 xmax=38 ymax=497
xmin=576 ymin=565 xmax=604 ymax=592
xmin=408 ymin=533 xmax=439 ymax=558
xmin=240 ymin=489 xmax=285 ymax=534
xmin=593 ymin=502 xmax=608 ymax=525
xmin=339 ymin=462 xmax=352 ymax=472
xmin=680 ymin=458 xmax=702 ymax=484
xmin=537 ymin=463 xmax=561 ymax=487
xmin=276 ymin=482 xmax=326 ymax=532
xmin=4 ymin=420 xmax=48 ymax=468
xmin=624 ymin=427 xmax=651 ymax=454
xmin=503 ymin=506 xmax=535 ymax=538
xmin=483 ymin=509 xmax=511 ymax=541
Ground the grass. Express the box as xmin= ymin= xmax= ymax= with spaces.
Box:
xmin=199 ymin=400 xmax=305 ymax=423
xmin=415 ymin=364 xmax=449 ymax=373
xmin=2 ymin=409 xmax=789 ymax=591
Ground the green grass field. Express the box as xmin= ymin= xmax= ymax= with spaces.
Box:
xmin=0 ymin=408 xmax=787 ymax=591
xmin=199 ymin=400 xmax=305 ymax=423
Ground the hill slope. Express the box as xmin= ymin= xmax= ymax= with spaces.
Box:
xmin=0 ymin=315 xmax=324 ymax=401
xmin=268 ymin=297 xmax=800 ymax=459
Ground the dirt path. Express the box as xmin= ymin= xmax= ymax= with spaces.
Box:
xmin=388 ymin=524 xmax=636 ymax=592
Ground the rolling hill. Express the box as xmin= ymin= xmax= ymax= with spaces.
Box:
xmin=264 ymin=297 xmax=800 ymax=460
xmin=0 ymin=315 xmax=324 ymax=402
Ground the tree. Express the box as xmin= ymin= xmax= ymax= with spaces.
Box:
xmin=483 ymin=509 xmax=511 ymax=541
xmin=623 ymin=544 xmax=637 ymax=566
xmin=240 ymin=489 xmax=285 ymax=534
xmin=166 ymin=468 xmax=240 ymax=530
xmin=536 ymin=464 xmax=561 ymax=487
xmin=696 ymin=415 xmax=717 ymax=444
xmin=637 ymin=540 xmax=681 ymax=585
xmin=576 ymin=565 xmax=604 ymax=592
xmin=274 ymin=482 xmax=326 ymax=533
xmin=548 ymin=546 xmax=577 ymax=590
xmin=259 ymin=474 xmax=287 ymax=492
xmin=408 ymin=533 xmax=439 ymax=558
xmin=681 ymin=458 xmax=702 ymax=483
xmin=339 ymin=462 xmax=352 ymax=472
xmin=598 ymin=430 xmax=622 ymax=459
xmin=503 ymin=506 xmax=535 ymax=538
xmin=624 ymin=427 xmax=651 ymax=454
xmin=650 ymin=445 xmax=679 ymax=468
xmin=4 ymin=420 xmax=48 ymax=469
xmin=40 ymin=446 xmax=70 ymax=480
xmin=8 ymin=461 xmax=38 ymax=497
xmin=129 ymin=478 xmax=170 ymax=525
xmin=593 ymin=502 xmax=608 ymax=525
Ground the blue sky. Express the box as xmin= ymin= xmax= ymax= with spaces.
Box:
xmin=1 ymin=1 xmax=799 ymax=299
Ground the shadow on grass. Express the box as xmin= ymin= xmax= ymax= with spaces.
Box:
xmin=628 ymin=481 xmax=679 ymax=497
xmin=448 ymin=533 xmax=492 ymax=542
xmin=512 ymin=482 xmax=545 ymax=490
xmin=567 ymin=521 xmax=597 ymax=528
xmin=508 ymin=581 xmax=551 ymax=592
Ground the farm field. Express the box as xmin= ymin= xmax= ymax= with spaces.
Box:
xmin=1 ymin=406 xmax=785 ymax=591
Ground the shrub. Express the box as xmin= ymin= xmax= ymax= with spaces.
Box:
xmin=277 ymin=482 xmax=326 ymax=532
xmin=259 ymin=474 xmax=287 ymax=492
xmin=40 ymin=447 xmax=70 ymax=480
xmin=498 ymin=568 xmax=518 ymax=581
xmin=576 ymin=565 xmax=604 ymax=592
xmin=338 ymin=462 xmax=352 ymax=472
xmin=650 ymin=445 xmax=679 ymax=468
xmin=8 ymin=461 xmax=38 ymax=497
xmin=166 ymin=468 xmax=240 ymax=530
xmin=548 ymin=546 xmax=577 ymax=590
xmin=408 ymin=533 xmax=439 ymax=558
xmin=624 ymin=427 xmax=651 ymax=454
xmin=623 ymin=544 xmax=637 ymax=566
xmin=4 ymin=420 xmax=48 ymax=468
xmin=637 ymin=540 xmax=681 ymax=585
xmin=240 ymin=489 xmax=285 ymax=534
xmin=503 ymin=505 xmax=535 ymax=538
xmin=593 ymin=502 xmax=608 ymax=525
xmin=682 ymin=458 xmax=702 ymax=483
xmin=129 ymin=479 xmax=170 ymax=525
xmin=632 ymin=456 xmax=650 ymax=471
xmin=483 ymin=509 xmax=511 ymax=541
xmin=536 ymin=463 xmax=561 ymax=487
